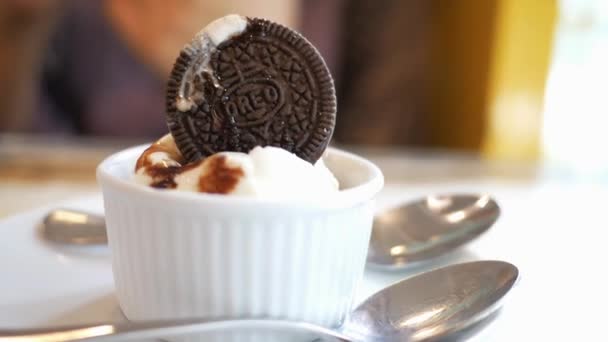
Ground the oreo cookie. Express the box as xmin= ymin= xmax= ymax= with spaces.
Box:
xmin=166 ymin=15 xmax=336 ymax=164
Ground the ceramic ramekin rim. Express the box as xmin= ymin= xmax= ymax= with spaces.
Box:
xmin=97 ymin=144 xmax=384 ymax=210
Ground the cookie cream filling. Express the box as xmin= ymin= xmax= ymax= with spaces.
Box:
xmin=176 ymin=14 xmax=248 ymax=112
xmin=134 ymin=134 xmax=339 ymax=198
xmin=204 ymin=14 xmax=249 ymax=46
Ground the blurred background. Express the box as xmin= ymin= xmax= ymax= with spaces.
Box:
xmin=0 ymin=0 xmax=607 ymax=213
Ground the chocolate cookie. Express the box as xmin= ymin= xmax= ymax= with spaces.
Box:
xmin=166 ymin=16 xmax=336 ymax=164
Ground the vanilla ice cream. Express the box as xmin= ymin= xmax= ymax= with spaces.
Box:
xmin=134 ymin=134 xmax=338 ymax=199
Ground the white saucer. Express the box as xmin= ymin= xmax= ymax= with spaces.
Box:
xmin=3 ymin=181 xmax=591 ymax=341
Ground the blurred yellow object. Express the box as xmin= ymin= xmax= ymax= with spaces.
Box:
xmin=482 ymin=0 xmax=557 ymax=160
xmin=428 ymin=0 xmax=498 ymax=152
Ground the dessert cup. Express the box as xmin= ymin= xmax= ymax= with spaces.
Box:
xmin=97 ymin=144 xmax=384 ymax=340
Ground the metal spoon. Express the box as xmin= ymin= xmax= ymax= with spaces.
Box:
xmin=43 ymin=194 xmax=499 ymax=269
xmin=368 ymin=194 xmax=499 ymax=269
xmin=43 ymin=209 xmax=107 ymax=245
xmin=0 ymin=260 xmax=519 ymax=342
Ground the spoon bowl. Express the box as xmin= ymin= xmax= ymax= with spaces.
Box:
xmin=368 ymin=194 xmax=500 ymax=270
xmin=43 ymin=209 xmax=107 ymax=245
xmin=344 ymin=260 xmax=518 ymax=341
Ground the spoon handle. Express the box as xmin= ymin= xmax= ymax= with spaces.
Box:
xmin=0 ymin=319 xmax=353 ymax=342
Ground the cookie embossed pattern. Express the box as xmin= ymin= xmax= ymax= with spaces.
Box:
xmin=166 ymin=15 xmax=336 ymax=163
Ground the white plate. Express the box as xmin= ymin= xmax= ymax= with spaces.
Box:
xmin=1 ymin=181 xmax=605 ymax=341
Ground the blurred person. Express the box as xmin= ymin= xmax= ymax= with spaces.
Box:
xmin=0 ymin=0 xmax=432 ymax=146
xmin=0 ymin=0 xmax=298 ymax=137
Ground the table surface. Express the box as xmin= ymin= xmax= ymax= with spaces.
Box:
xmin=2 ymin=133 xmax=607 ymax=341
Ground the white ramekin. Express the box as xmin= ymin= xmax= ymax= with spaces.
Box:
xmin=97 ymin=145 xmax=383 ymax=337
